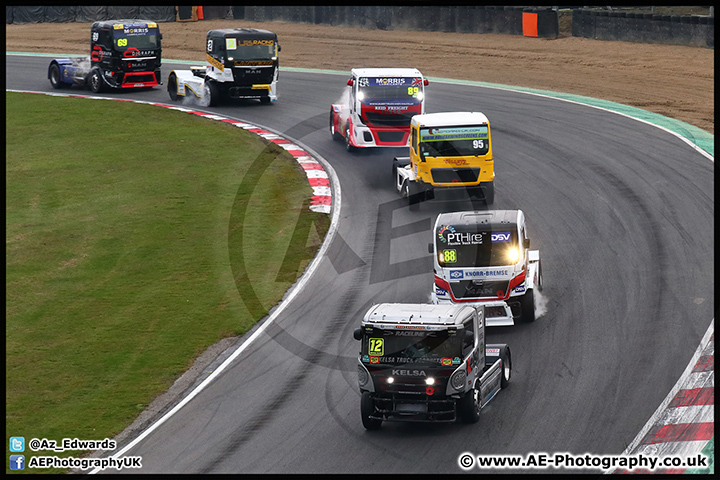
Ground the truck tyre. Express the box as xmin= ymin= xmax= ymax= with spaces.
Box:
xmin=536 ymin=260 xmax=543 ymax=291
xmin=49 ymin=64 xmax=65 ymax=89
xmin=457 ymin=387 xmax=481 ymax=424
xmin=484 ymin=182 xmax=495 ymax=205
xmin=361 ymin=392 xmax=382 ymax=430
xmin=404 ymin=181 xmax=421 ymax=211
xmin=330 ymin=110 xmax=342 ymax=141
xmin=345 ymin=125 xmax=356 ymax=152
xmin=89 ymin=69 xmax=104 ymax=93
xmin=500 ymin=346 xmax=511 ymax=388
xmin=167 ymin=72 xmax=178 ymax=101
xmin=260 ymin=96 xmax=271 ymax=104
xmin=202 ymin=80 xmax=218 ymax=107
xmin=520 ymin=288 xmax=535 ymax=323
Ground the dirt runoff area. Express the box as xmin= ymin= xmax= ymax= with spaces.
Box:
xmin=6 ymin=19 xmax=714 ymax=134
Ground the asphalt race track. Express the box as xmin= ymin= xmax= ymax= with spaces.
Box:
xmin=6 ymin=55 xmax=714 ymax=474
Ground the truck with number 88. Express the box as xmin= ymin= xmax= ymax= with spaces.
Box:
xmin=431 ymin=210 xmax=543 ymax=326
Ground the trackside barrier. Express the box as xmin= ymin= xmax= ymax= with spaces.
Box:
xmin=572 ymin=9 xmax=714 ymax=48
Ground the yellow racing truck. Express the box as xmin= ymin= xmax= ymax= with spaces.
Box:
xmin=392 ymin=112 xmax=494 ymax=210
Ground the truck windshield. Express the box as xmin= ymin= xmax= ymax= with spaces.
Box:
xmin=419 ymin=125 xmax=489 ymax=158
xmin=436 ymin=226 xmax=519 ymax=267
xmin=113 ymin=28 xmax=160 ymax=51
xmin=226 ymin=40 xmax=276 ymax=60
xmin=362 ymin=327 xmax=463 ymax=365
xmin=357 ymin=77 xmax=423 ymax=103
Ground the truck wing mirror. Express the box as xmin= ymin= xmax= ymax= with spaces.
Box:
xmin=347 ymin=79 xmax=354 ymax=86
xmin=428 ymin=243 xmax=433 ymax=254
xmin=353 ymin=328 xmax=363 ymax=340
xmin=278 ymin=44 xmax=281 ymax=52
xmin=424 ymin=79 xmax=429 ymax=86
xmin=524 ymin=238 xmax=530 ymax=249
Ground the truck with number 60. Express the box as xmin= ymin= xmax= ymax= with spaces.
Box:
xmin=48 ymin=20 xmax=162 ymax=92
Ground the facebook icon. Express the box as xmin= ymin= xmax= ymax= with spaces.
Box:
xmin=10 ymin=454 xmax=25 ymax=470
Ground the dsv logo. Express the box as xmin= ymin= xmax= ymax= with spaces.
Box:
xmin=491 ymin=232 xmax=511 ymax=243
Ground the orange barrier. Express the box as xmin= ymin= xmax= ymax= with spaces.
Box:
xmin=522 ymin=12 xmax=538 ymax=37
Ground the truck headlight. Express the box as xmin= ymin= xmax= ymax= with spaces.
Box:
xmin=508 ymin=248 xmax=520 ymax=263
xmin=358 ymin=365 xmax=369 ymax=387
xmin=449 ymin=368 xmax=466 ymax=392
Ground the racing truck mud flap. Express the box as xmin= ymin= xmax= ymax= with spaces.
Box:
xmin=478 ymin=359 xmax=502 ymax=408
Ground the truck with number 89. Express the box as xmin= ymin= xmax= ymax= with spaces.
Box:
xmin=330 ymin=68 xmax=428 ymax=151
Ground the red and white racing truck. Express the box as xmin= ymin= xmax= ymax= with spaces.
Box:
xmin=330 ymin=68 xmax=428 ymax=151
xmin=431 ymin=210 xmax=543 ymax=326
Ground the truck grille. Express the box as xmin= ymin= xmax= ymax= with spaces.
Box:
xmin=231 ymin=67 xmax=274 ymax=85
xmin=375 ymin=131 xmax=406 ymax=143
xmin=431 ymin=168 xmax=480 ymax=184
xmin=450 ymin=280 xmax=510 ymax=299
xmin=363 ymin=112 xmax=413 ymax=127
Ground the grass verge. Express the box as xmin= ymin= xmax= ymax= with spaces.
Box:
xmin=5 ymin=92 xmax=329 ymax=473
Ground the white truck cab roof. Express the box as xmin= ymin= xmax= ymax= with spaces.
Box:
xmin=412 ymin=111 xmax=489 ymax=128
xmin=362 ymin=303 xmax=479 ymax=327
xmin=351 ymin=67 xmax=423 ymax=78
xmin=435 ymin=210 xmax=524 ymax=229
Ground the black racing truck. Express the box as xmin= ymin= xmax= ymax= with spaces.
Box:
xmin=353 ymin=302 xmax=511 ymax=429
xmin=167 ymin=28 xmax=280 ymax=106
xmin=48 ymin=19 xmax=162 ymax=93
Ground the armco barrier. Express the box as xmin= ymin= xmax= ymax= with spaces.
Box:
xmin=572 ymin=9 xmax=713 ymax=48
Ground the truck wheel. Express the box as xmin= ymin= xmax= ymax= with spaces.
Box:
xmin=484 ymin=182 xmax=495 ymax=205
xmin=260 ymin=96 xmax=271 ymax=104
xmin=49 ymin=64 xmax=65 ymax=89
xmin=89 ymin=69 xmax=104 ymax=93
xmin=167 ymin=73 xmax=178 ymax=101
xmin=536 ymin=261 xmax=543 ymax=291
xmin=330 ymin=110 xmax=342 ymax=141
xmin=404 ymin=181 xmax=421 ymax=211
xmin=202 ymin=80 xmax=218 ymax=107
xmin=361 ymin=392 xmax=382 ymax=430
xmin=457 ymin=387 xmax=481 ymax=424
xmin=520 ymin=288 xmax=535 ymax=323
xmin=500 ymin=346 xmax=511 ymax=388
xmin=345 ymin=125 xmax=356 ymax=152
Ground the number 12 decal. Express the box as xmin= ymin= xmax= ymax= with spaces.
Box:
xmin=369 ymin=338 xmax=384 ymax=356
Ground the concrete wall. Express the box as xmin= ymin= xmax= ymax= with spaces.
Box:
xmin=572 ymin=9 xmax=714 ymax=48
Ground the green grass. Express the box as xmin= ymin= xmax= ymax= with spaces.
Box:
xmin=5 ymin=92 xmax=329 ymax=473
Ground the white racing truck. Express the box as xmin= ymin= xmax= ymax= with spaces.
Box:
xmin=167 ymin=28 xmax=280 ymax=107
xmin=431 ymin=210 xmax=542 ymax=326
xmin=353 ymin=303 xmax=511 ymax=429
xmin=330 ymin=68 xmax=428 ymax=151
